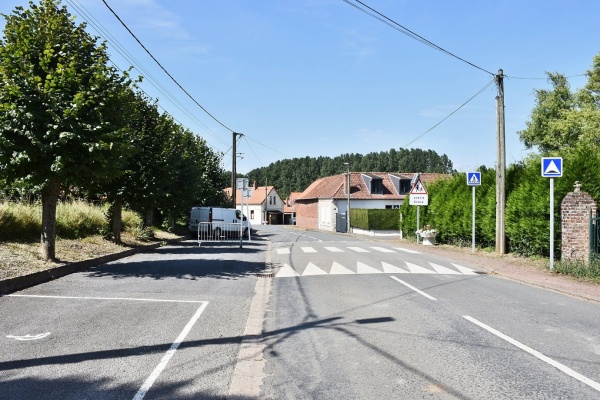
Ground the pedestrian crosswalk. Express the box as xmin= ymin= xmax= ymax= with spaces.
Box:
xmin=273 ymin=261 xmax=478 ymax=278
xmin=275 ymin=246 xmax=421 ymax=255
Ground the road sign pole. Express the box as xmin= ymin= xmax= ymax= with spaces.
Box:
xmin=550 ymin=177 xmax=554 ymax=270
xmin=416 ymin=206 xmax=420 ymax=244
xmin=472 ymin=186 xmax=476 ymax=252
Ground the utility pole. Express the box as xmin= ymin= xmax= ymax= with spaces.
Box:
xmin=344 ymin=163 xmax=350 ymax=233
xmin=231 ymin=132 xmax=242 ymax=206
xmin=495 ymin=69 xmax=506 ymax=254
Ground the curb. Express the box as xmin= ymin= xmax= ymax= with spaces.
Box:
xmin=0 ymin=241 xmax=167 ymax=296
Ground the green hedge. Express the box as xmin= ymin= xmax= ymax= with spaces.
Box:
xmin=350 ymin=208 xmax=400 ymax=230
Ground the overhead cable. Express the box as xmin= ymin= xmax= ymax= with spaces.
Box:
xmin=403 ymin=79 xmax=495 ymax=148
xmin=101 ymin=0 xmax=235 ymax=133
xmin=343 ymin=0 xmax=495 ymax=76
xmin=67 ymin=0 xmax=228 ymax=150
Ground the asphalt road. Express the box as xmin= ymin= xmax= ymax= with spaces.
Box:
xmin=260 ymin=225 xmax=600 ymax=399
xmin=2 ymin=225 xmax=600 ymax=399
xmin=0 ymin=237 xmax=268 ymax=400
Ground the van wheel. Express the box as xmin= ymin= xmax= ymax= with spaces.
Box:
xmin=213 ymin=228 xmax=222 ymax=239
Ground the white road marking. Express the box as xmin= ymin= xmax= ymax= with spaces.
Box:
xmin=451 ymin=263 xmax=478 ymax=275
xmin=275 ymin=264 xmax=299 ymax=277
xmin=329 ymin=262 xmax=355 ymax=274
xmin=302 ymin=262 xmax=327 ymax=275
xmin=6 ymin=332 xmax=51 ymax=341
xmin=276 ymin=248 xmax=290 ymax=254
xmin=381 ymin=262 xmax=409 ymax=274
xmin=429 ymin=262 xmax=462 ymax=275
xmin=405 ymin=262 xmax=435 ymax=274
xmin=134 ymin=302 xmax=209 ymax=400
xmin=463 ymin=316 xmax=600 ymax=393
xmin=325 ymin=247 xmax=344 ymax=252
xmin=348 ymin=247 xmax=370 ymax=253
xmin=8 ymin=294 xmax=204 ymax=303
xmin=301 ymin=247 xmax=317 ymax=253
xmin=395 ymin=247 xmax=421 ymax=254
xmin=357 ymin=262 xmax=383 ymax=274
xmin=371 ymin=247 xmax=395 ymax=253
xmin=390 ymin=276 xmax=437 ymax=301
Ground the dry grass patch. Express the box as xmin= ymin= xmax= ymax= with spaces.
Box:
xmin=0 ymin=230 xmax=183 ymax=281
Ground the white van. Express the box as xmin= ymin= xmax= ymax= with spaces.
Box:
xmin=188 ymin=207 xmax=250 ymax=236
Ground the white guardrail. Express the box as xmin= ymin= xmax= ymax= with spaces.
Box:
xmin=197 ymin=222 xmax=244 ymax=248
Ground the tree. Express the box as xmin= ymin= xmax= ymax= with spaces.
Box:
xmin=518 ymin=53 xmax=600 ymax=153
xmin=0 ymin=0 xmax=131 ymax=260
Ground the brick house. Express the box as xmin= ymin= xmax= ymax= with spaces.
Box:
xmin=295 ymin=172 xmax=448 ymax=231
xmin=225 ymin=182 xmax=284 ymax=226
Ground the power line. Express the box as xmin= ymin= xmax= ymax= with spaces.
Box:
xmin=342 ymin=0 xmax=495 ymax=76
xmin=505 ymin=73 xmax=587 ymax=80
xmin=101 ymin=0 xmax=235 ymax=133
xmin=242 ymin=136 xmax=264 ymax=169
xmin=403 ymin=78 xmax=495 ymax=148
xmin=67 ymin=0 xmax=228 ymax=149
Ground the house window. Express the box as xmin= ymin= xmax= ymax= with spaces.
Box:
xmin=399 ymin=179 xmax=411 ymax=194
xmin=269 ymin=197 xmax=272 ymax=205
xmin=250 ymin=210 xmax=255 ymax=219
xmin=385 ymin=205 xmax=392 ymax=209
xmin=371 ymin=179 xmax=383 ymax=194
xmin=273 ymin=196 xmax=276 ymax=205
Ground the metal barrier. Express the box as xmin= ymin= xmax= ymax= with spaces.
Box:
xmin=197 ymin=222 xmax=243 ymax=248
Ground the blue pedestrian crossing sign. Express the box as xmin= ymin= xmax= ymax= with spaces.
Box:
xmin=541 ymin=157 xmax=563 ymax=178
xmin=467 ymin=172 xmax=481 ymax=186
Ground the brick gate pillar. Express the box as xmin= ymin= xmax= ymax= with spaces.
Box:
xmin=561 ymin=182 xmax=598 ymax=263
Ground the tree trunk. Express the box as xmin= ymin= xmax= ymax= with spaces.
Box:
xmin=111 ymin=196 xmax=123 ymax=243
xmin=40 ymin=179 xmax=60 ymax=261
xmin=145 ymin=208 xmax=153 ymax=227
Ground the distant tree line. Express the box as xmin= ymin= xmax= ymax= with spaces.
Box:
xmin=246 ymin=148 xmax=454 ymax=198
xmin=0 ymin=0 xmax=228 ymax=260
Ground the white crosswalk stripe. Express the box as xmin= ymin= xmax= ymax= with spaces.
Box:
xmin=395 ymin=247 xmax=421 ymax=254
xmin=276 ymin=248 xmax=290 ymax=255
xmin=348 ymin=247 xmax=370 ymax=253
xmin=324 ymin=247 xmax=344 ymax=252
xmin=301 ymin=247 xmax=317 ymax=253
xmin=371 ymin=247 xmax=396 ymax=253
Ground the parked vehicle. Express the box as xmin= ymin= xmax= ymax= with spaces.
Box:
xmin=188 ymin=207 xmax=250 ymax=237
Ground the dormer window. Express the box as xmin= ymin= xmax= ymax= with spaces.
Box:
xmin=371 ymin=179 xmax=383 ymax=194
xmin=399 ymin=179 xmax=411 ymax=194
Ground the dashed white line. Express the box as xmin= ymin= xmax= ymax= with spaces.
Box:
xmin=463 ymin=316 xmax=600 ymax=393
xmin=7 ymin=294 xmax=204 ymax=303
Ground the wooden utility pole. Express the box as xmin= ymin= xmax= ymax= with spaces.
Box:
xmin=231 ymin=132 xmax=241 ymax=206
xmin=495 ymin=69 xmax=506 ymax=254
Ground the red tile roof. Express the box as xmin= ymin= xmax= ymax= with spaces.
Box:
xmin=224 ymin=186 xmax=279 ymax=205
xmin=297 ymin=172 xmax=451 ymax=201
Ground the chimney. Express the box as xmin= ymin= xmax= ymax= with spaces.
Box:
xmin=253 ymin=180 xmax=258 ymax=190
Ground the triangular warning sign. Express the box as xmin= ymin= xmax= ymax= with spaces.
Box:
xmin=409 ymin=178 xmax=428 ymax=194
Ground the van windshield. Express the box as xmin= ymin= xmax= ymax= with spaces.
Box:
xmin=236 ymin=210 xmax=242 ymax=219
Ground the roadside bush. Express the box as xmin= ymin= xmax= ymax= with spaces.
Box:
xmin=554 ymin=258 xmax=600 ymax=283
xmin=351 ymin=208 xmax=400 ymax=230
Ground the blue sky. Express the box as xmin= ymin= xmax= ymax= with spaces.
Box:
xmin=2 ymin=0 xmax=599 ymax=175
